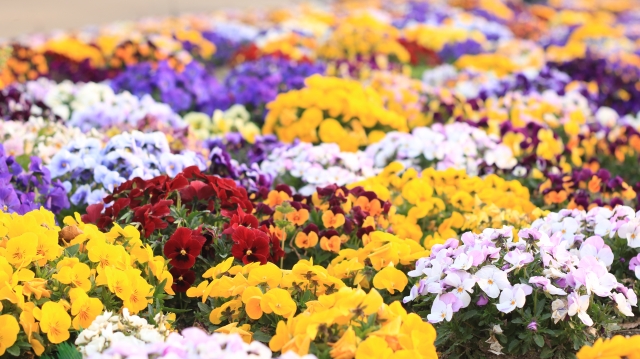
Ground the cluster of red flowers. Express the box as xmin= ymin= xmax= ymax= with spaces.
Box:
xmin=164 ymin=227 xmax=206 ymax=292
xmin=84 ymin=166 xmax=253 ymax=237
xmin=223 ymin=207 xmax=285 ymax=265
xmin=83 ymin=166 xmax=289 ymax=293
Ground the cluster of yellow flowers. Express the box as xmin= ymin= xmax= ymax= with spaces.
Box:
xmin=545 ymin=10 xmax=630 ymax=62
xmin=263 ymin=74 xmax=408 ymax=151
xmin=403 ymin=24 xmax=486 ymax=52
xmin=39 ymin=37 xmax=106 ymax=67
xmin=187 ymin=258 xmax=346 ymax=338
xmin=353 ymin=163 xmax=542 ymax=248
xmin=455 ymin=40 xmax=545 ymax=77
xmin=328 ymin=231 xmax=427 ymax=294
xmin=0 ymin=209 xmax=172 ymax=356
xmin=317 ymin=14 xmax=410 ymax=63
xmin=269 ymin=287 xmax=438 ymax=359
xmin=185 ymin=105 xmax=260 ymax=142
xmin=368 ymin=71 xmax=430 ymax=129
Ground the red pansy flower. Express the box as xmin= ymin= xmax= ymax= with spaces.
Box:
xmin=223 ymin=208 xmax=259 ymax=235
xmin=230 ymin=226 xmax=270 ymax=264
xmin=163 ymin=227 xmax=205 ymax=269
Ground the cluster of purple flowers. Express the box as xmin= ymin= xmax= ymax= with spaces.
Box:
xmin=109 ymin=60 xmax=231 ymax=115
xmin=438 ymin=39 xmax=484 ymax=63
xmin=477 ymin=66 xmax=576 ymax=100
xmin=223 ymin=56 xmax=325 ymax=119
xmin=205 ymin=132 xmax=284 ymax=166
xmin=550 ymin=52 xmax=640 ymax=116
xmin=0 ymin=143 xmax=69 ymax=214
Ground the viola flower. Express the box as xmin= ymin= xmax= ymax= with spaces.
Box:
xmin=373 ymin=265 xmax=408 ymax=294
xmin=170 ymin=267 xmax=197 ymax=293
xmin=260 ymin=288 xmax=297 ymax=318
xmin=39 ymin=301 xmax=72 ymax=344
xmin=444 ymin=272 xmax=475 ymax=307
xmin=322 ymin=210 xmax=345 ymax=229
xmin=70 ymin=293 xmax=104 ymax=330
xmin=294 ymin=231 xmax=318 ymax=249
xmin=0 ymin=315 xmax=19 ymax=356
xmin=163 ymin=227 xmax=206 ymax=269
xmin=133 ymin=200 xmax=172 ymax=236
xmin=475 ymin=265 xmax=510 ymax=298
xmin=427 ymin=297 xmax=453 ymax=323
xmin=320 ymin=235 xmax=341 ymax=253
xmin=231 ymin=226 xmax=271 ymax=264
xmin=567 ymin=292 xmax=593 ymax=326
xmin=496 ymin=286 xmax=527 ymax=313
xmin=286 ymin=208 xmax=309 ymax=226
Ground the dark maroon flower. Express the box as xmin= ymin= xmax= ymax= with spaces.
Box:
xmin=164 ymin=227 xmax=205 ymax=269
xmin=170 ymin=267 xmax=196 ymax=293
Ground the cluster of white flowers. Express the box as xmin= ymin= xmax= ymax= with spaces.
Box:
xmin=26 ymin=78 xmax=186 ymax=133
xmin=76 ymin=309 xmax=173 ymax=358
xmin=364 ymin=122 xmax=517 ymax=175
xmin=261 ymin=142 xmax=379 ymax=195
xmin=0 ymin=116 xmax=101 ymax=163
xmin=531 ymin=205 xmax=640 ymax=278
xmin=407 ymin=212 xmax=636 ymax=331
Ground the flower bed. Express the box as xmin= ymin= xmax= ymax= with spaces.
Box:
xmin=2 ymin=0 xmax=640 ymax=358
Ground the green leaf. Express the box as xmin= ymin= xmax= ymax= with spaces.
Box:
xmin=197 ymin=302 xmax=211 ymax=312
xmin=162 ymin=307 xmax=192 ymax=313
xmin=459 ymin=310 xmax=478 ymax=321
xmin=5 ymin=343 xmax=20 ymax=357
xmin=252 ymin=331 xmax=272 ymax=343
xmin=507 ymin=339 xmax=521 ymax=353
xmin=65 ymin=244 xmax=80 ymax=257
xmin=540 ymin=347 xmax=554 ymax=359
xmin=534 ymin=334 xmax=545 ymax=347
xmin=54 ymin=342 xmax=82 ymax=359
xmin=15 ymin=154 xmax=31 ymax=171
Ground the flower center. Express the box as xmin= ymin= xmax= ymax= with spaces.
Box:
xmin=180 ymin=249 xmax=187 ymax=255
xmin=487 ymin=279 xmax=494 ymax=285
xmin=2 ymin=205 xmax=7 ymax=212
xmin=178 ymin=276 xmax=184 ymax=281
xmin=246 ymin=250 xmax=253 ymax=255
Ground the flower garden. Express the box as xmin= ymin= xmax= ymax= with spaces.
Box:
xmin=2 ymin=0 xmax=640 ymax=358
